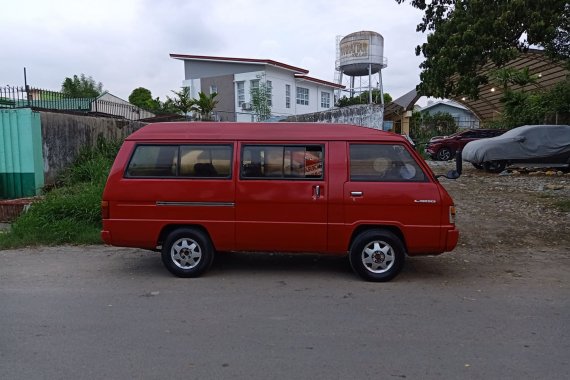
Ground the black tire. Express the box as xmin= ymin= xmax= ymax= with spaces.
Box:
xmin=436 ymin=147 xmax=452 ymax=161
xmin=483 ymin=160 xmax=507 ymax=173
xmin=161 ymin=228 xmax=214 ymax=278
xmin=472 ymin=163 xmax=484 ymax=170
xmin=349 ymin=229 xmax=405 ymax=282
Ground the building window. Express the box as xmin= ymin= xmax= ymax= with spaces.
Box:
xmin=236 ymin=81 xmax=245 ymax=107
xmin=285 ymin=84 xmax=291 ymax=108
xmin=250 ymin=79 xmax=260 ymax=92
xmin=321 ymin=92 xmax=330 ymax=108
xmin=210 ymin=85 xmax=218 ymax=95
xmin=296 ymin=87 xmax=309 ymax=106
xmin=266 ymin=80 xmax=272 ymax=107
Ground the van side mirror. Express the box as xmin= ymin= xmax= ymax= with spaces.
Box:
xmin=436 ymin=150 xmax=462 ymax=180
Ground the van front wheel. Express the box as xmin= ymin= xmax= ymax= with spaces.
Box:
xmin=349 ymin=230 xmax=405 ymax=282
xmin=161 ymin=228 xmax=214 ymax=278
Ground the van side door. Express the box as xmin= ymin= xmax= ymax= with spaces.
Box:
xmin=344 ymin=143 xmax=443 ymax=253
xmin=235 ymin=143 xmax=328 ymax=252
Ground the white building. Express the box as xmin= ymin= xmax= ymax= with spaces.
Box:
xmin=170 ymin=54 xmax=344 ymax=122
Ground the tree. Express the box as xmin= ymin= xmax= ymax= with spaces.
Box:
xmin=396 ymin=0 xmax=569 ymax=99
xmin=191 ymin=92 xmax=218 ymax=121
xmin=410 ymin=111 xmax=458 ymax=144
xmin=336 ymin=90 xmax=392 ymax=107
xmin=128 ymin=87 xmax=161 ymax=113
xmin=61 ymin=74 xmax=103 ymax=98
xmin=166 ymin=87 xmax=194 ymax=115
xmin=250 ymin=75 xmax=272 ymax=121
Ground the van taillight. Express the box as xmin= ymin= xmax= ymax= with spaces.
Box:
xmin=101 ymin=201 xmax=109 ymax=219
xmin=449 ymin=206 xmax=456 ymax=224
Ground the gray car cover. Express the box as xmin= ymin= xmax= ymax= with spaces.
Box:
xmin=462 ymin=125 xmax=570 ymax=164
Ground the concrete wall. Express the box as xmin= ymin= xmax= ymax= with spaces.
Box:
xmin=284 ymin=104 xmax=384 ymax=129
xmin=40 ymin=111 xmax=146 ymax=185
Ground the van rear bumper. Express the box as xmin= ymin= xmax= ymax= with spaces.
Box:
xmin=446 ymin=228 xmax=459 ymax=251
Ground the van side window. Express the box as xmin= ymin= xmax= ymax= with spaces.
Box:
xmin=241 ymin=145 xmax=323 ymax=179
xmin=125 ymin=145 xmax=232 ymax=178
xmin=350 ymin=144 xmax=426 ymax=182
xmin=179 ymin=145 xmax=232 ymax=178
xmin=125 ymin=145 xmax=178 ymax=177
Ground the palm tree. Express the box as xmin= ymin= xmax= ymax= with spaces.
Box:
xmin=191 ymin=92 xmax=218 ymax=121
xmin=166 ymin=87 xmax=194 ymax=115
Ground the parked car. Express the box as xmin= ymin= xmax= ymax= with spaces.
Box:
xmin=101 ymin=122 xmax=461 ymax=282
xmin=425 ymin=129 xmax=506 ymax=161
xmin=462 ymin=124 xmax=570 ymax=173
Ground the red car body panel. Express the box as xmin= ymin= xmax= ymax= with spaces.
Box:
xmin=425 ymin=129 xmax=506 ymax=160
xmin=102 ymin=122 xmax=458 ymax=256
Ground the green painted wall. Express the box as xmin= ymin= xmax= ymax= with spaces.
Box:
xmin=0 ymin=109 xmax=44 ymax=199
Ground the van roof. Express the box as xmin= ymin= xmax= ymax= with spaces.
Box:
xmin=127 ymin=122 xmax=404 ymax=142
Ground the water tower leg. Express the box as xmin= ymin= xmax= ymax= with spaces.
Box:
xmin=379 ymin=72 xmax=384 ymax=105
xmin=337 ymin=72 xmax=343 ymax=104
xmin=350 ymin=77 xmax=355 ymax=98
xmin=368 ymin=64 xmax=372 ymax=104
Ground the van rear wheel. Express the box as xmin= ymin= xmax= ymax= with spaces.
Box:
xmin=161 ymin=228 xmax=214 ymax=278
xmin=349 ymin=230 xmax=405 ymax=282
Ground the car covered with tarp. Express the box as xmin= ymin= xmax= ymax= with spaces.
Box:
xmin=462 ymin=125 xmax=570 ymax=172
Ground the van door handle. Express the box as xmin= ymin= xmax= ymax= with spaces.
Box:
xmin=313 ymin=185 xmax=321 ymax=198
xmin=351 ymin=191 xmax=363 ymax=197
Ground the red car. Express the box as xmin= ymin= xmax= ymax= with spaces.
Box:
xmin=101 ymin=122 xmax=460 ymax=282
xmin=425 ymin=129 xmax=506 ymax=161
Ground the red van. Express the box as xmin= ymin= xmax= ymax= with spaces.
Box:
xmin=101 ymin=122 xmax=460 ymax=282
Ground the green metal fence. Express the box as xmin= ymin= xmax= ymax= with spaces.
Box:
xmin=0 ymin=109 xmax=44 ymax=199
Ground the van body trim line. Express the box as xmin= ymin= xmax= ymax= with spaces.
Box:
xmin=156 ymin=201 xmax=235 ymax=207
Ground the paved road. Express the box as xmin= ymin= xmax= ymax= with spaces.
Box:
xmin=1 ymin=245 xmax=569 ymax=379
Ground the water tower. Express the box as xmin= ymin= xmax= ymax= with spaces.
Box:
xmin=334 ymin=31 xmax=388 ymax=104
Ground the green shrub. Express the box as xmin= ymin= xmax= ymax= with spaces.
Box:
xmin=0 ymin=137 xmax=121 ymax=248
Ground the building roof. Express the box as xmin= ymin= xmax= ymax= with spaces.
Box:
xmin=384 ymin=88 xmax=421 ymax=119
xmin=127 ymin=122 xmax=404 ymax=142
xmin=450 ymin=49 xmax=569 ymax=121
xmin=294 ymin=75 xmax=345 ymax=89
xmin=170 ymin=54 xmax=309 ymax=74
xmin=420 ymin=100 xmax=469 ymax=113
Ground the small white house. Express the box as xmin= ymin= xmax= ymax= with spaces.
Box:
xmin=419 ymin=100 xmax=480 ymax=129
xmin=170 ymin=54 xmax=344 ymax=122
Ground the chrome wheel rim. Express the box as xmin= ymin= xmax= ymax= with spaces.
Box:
xmin=361 ymin=240 xmax=395 ymax=274
xmin=171 ymin=238 xmax=202 ymax=269
xmin=438 ymin=149 xmax=451 ymax=160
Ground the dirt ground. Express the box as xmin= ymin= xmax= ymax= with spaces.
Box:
xmin=422 ymin=160 xmax=570 ymax=284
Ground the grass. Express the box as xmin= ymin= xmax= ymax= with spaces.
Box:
xmin=0 ymin=137 xmax=121 ymax=249
xmin=554 ymin=199 xmax=570 ymax=212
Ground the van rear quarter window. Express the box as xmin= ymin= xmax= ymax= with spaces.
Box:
xmin=350 ymin=144 xmax=426 ymax=182
xmin=241 ymin=145 xmax=323 ymax=179
xmin=125 ymin=144 xmax=233 ymax=178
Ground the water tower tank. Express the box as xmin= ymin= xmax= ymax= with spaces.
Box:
xmin=339 ymin=31 xmax=386 ymax=77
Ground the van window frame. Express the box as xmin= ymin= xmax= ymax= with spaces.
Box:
xmin=348 ymin=142 xmax=428 ymax=183
xmin=239 ymin=143 xmax=325 ymax=181
xmin=124 ymin=143 xmax=234 ymax=180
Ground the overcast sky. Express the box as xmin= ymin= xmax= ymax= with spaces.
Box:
xmin=2 ymin=0 xmax=430 ymax=104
